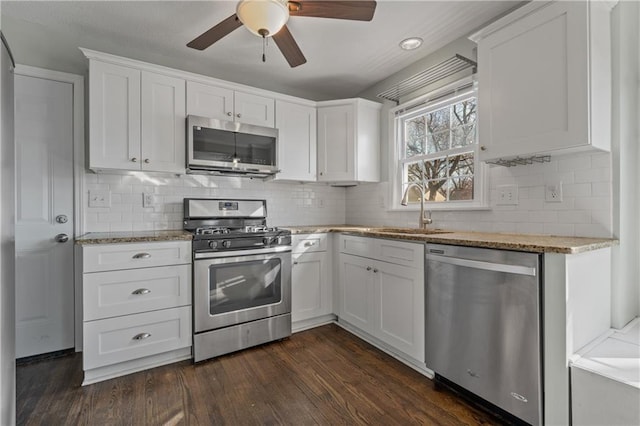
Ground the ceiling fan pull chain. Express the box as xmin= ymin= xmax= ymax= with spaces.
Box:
xmin=262 ymin=34 xmax=266 ymax=63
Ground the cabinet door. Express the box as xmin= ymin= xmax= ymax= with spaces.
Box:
xmin=141 ymin=72 xmax=186 ymax=173
xmin=89 ymin=61 xmax=141 ymax=170
xmin=317 ymin=104 xmax=354 ymax=182
xmin=292 ymin=251 xmax=328 ymax=322
xmin=186 ymin=81 xmax=233 ymax=120
xmin=374 ymin=261 xmax=424 ymax=362
xmin=234 ymin=91 xmax=275 ymax=127
xmin=338 ymin=254 xmax=374 ymax=333
xmin=477 ymin=1 xmax=588 ymax=161
xmin=274 ymin=100 xmax=317 ymax=181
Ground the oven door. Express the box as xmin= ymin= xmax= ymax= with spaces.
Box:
xmin=194 ymin=249 xmax=291 ymax=333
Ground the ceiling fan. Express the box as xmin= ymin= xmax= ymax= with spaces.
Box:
xmin=187 ymin=0 xmax=377 ymax=68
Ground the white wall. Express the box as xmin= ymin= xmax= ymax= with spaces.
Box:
xmin=0 ymin=9 xmax=17 ymax=424
xmin=610 ymin=1 xmax=640 ymax=328
xmin=82 ymin=172 xmax=346 ymax=232
xmin=346 ymin=151 xmax=612 ymax=238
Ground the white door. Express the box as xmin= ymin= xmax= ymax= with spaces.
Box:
xmin=14 ymin=74 xmax=75 ymax=358
xmin=339 ymin=253 xmax=374 ymax=334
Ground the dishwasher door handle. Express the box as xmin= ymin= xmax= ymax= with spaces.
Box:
xmin=426 ymin=254 xmax=537 ymax=276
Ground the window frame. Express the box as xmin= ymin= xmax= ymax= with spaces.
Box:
xmin=388 ymin=77 xmax=488 ymax=212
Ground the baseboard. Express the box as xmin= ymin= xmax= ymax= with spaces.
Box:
xmin=335 ymin=319 xmax=433 ymax=379
xmin=292 ymin=314 xmax=337 ymax=333
xmin=82 ymin=347 xmax=192 ymax=385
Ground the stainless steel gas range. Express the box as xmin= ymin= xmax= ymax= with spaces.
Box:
xmin=184 ymin=198 xmax=292 ymax=362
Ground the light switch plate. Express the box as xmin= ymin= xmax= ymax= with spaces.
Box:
xmin=88 ymin=190 xmax=111 ymax=208
xmin=496 ymin=184 xmax=518 ymax=205
xmin=143 ymin=193 xmax=156 ymax=208
xmin=545 ymin=182 xmax=563 ymax=202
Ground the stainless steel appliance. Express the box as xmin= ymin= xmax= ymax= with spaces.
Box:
xmin=186 ymin=115 xmax=278 ymax=177
xmin=425 ymin=244 xmax=542 ymax=425
xmin=184 ymin=198 xmax=291 ymax=362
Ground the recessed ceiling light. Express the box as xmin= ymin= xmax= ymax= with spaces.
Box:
xmin=399 ymin=37 xmax=423 ymax=51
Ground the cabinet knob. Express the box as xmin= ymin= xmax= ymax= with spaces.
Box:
xmin=293 ymin=261 xmax=298 ymax=265
xmin=366 ymin=266 xmax=372 ymax=271
xmin=319 ymin=172 xmax=324 ymax=176
xmin=131 ymin=157 xmax=137 ymax=162
xmin=373 ymin=268 xmax=379 ymax=273
xmin=480 ymin=146 xmax=487 ymax=151
xmin=236 ymin=113 xmax=241 ymax=118
xmin=227 ymin=112 xmax=232 ymax=117
xmin=144 ymin=159 xmax=150 ymax=164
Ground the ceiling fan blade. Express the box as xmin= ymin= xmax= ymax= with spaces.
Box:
xmin=187 ymin=14 xmax=242 ymax=50
xmin=289 ymin=1 xmax=377 ymax=21
xmin=273 ymin=25 xmax=307 ymax=68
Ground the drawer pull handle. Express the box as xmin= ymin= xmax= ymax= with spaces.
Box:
xmin=304 ymin=241 xmax=315 ymax=247
xmin=133 ymin=253 xmax=151 ymax=259
xmin=132 ymin=333 xmax=151 ymax=341
xmin=132 ymin=288 xmax=151 ymax=295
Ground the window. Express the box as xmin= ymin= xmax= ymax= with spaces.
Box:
xmin=392 ymin=79 xmax=485 ymax=209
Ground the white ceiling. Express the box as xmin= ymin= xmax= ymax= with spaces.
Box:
xmin=2 ymin=1 xmax=520 ymax=100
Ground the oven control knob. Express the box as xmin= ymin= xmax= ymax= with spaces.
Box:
xmin=208 ymin=241 xmax=219 ymax=249
xmin=222 ymin=240 xmax=231 ymax=249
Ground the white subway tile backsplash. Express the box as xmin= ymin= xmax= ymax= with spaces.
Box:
xmin=83 ymin=151 xmax=612 ymax=239
xmin=83 ymin=171 xmax=346 ymax=232
xmin=345 ymin=152 xmax=612 ymax=238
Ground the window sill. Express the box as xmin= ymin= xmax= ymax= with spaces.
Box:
xmin=387 ymin=204 xmax=491 ymax=213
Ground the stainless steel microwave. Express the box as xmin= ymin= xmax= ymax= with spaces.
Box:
xmin=186 ymin=115 xmax=279 ymax=177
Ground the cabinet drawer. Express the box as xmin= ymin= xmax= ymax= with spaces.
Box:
xmin=83 ymin=241 xmax=191 ymax=272
xmin=83 ymin=265 xmax=191 ymax=321
xmin=291 ymin=233 xmax=327 ymax=253
xmin=340 ymin=235 xmax=424 ymax=268
xmin=83 ymin=306 xmax=191 ymax=370
xmin=377 ymin=239 xmax=424 ymax=268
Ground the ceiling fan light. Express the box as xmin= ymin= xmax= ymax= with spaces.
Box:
xmin=237 ymin=0 xmax=289 ymax=38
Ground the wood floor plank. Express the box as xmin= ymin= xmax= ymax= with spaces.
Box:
xmin=16 ymin=324 xmax=504 ymax=426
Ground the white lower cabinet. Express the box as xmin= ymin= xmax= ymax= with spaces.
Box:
xmin=79 ymin=240 xmax=192 ymax=384
xmin=291 ymin=234 xmax=333 ymax=330
xmin=338 ymin=235 xmax=424 ymax=363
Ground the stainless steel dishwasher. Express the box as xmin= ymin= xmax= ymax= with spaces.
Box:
xmin=425 ymin=244 xmax=542 ymax=425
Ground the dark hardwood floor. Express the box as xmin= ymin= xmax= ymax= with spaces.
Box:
xmin=17 ymin=324 xmax=502 ymax=425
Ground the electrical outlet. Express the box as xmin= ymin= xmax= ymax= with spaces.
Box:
xmin=497 ymin=184 xmax=518 ymax=205
xmin=88 ymin=190 xmax=111 ymax=208
xmin=545 ymin=182 xmax=563 ymax=202
xmin=143 ymin=193 xmax=156 ymax=208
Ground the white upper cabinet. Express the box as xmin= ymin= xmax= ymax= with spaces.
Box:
xmin=470 ymin=1 xmax=612 ymax=162
xmin=89 ymin=61 xmax=141 ymax=170
xmin=274 ymin=100 xmax=317 ymax=182
xmin=141 ymin=72 xmax=186 ymax=174
xmin=186 ymin=81 xmax=275 ymax=128
xmin=88 ymin=59 xmax=186 ymax=173
xmin=316 ymin=98 xmax=381 ymax=184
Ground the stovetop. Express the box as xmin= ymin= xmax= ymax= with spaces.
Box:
xmin=183 ymin=198 xmax=290 ymax=253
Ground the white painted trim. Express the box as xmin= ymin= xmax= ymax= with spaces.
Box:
xmin=468 ymin=1 xmax=552 ymax=42
xmin=14 ymin=64 xmax=85 ymax=352
xmin=79 ymin=48 xmax=316 ymax=107
xmin=316 ymin=97 xmax=382 ymax=109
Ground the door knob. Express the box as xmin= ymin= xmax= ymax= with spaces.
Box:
xmin=55 ymin=215 xmax=68 ymax=224
xmin=54 ymin=233 xmax=69 ymax=243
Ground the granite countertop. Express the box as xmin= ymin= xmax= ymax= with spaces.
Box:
xmin=283 ymin=225 xmax=617 ymax=254
xmin=75 ymin=230 xmax=193 ymax=245
xmin=74 ymin=226 xmax=617 ymax=254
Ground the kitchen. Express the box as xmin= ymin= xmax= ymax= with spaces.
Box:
xmin=0 ymin=0 xmax=638 ymax=425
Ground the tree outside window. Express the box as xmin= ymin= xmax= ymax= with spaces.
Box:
xmin=400 ymin=96 xmax=477 ymax=204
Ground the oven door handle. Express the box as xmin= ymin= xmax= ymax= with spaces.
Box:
xmin=194 ymin=245 xmax=292 ymax=259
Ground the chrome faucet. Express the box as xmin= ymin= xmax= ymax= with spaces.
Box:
xmin=401 ymin=182 xmax=433 ymax=229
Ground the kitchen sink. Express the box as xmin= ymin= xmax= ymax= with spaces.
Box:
xmin=367 ymin=227 xmax=452 ymax=235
